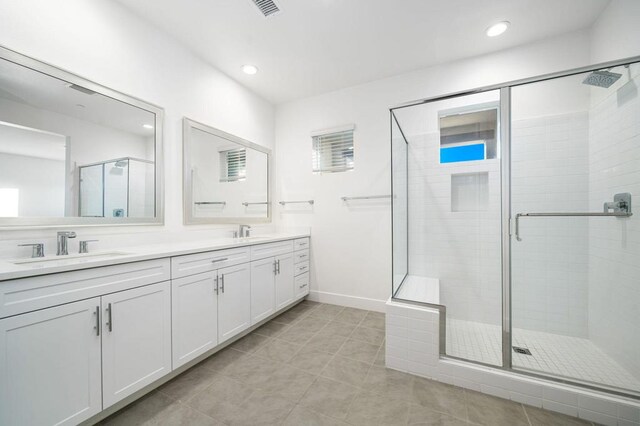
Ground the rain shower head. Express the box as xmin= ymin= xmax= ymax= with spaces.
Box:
xmin=114 ymin=160 xmax=128 ymax=167
xmin=582 ymin=70 xmax=622 ymax=88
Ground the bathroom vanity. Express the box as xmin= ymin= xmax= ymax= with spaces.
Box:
xmin=0 ymin=234 xmax=310 ymax=425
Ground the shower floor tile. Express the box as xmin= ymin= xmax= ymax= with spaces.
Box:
xmin=446 ymin=318 xmax=640 ymax=394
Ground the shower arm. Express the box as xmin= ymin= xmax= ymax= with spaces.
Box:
xmin=514 ymin=193 xmax=632 ymax=242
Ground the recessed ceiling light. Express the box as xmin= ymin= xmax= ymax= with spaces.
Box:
xmin=143 ymin=124 xmax=154 ymax=129
xmin=242 ymin=65 xmax=258 ymax=75
xmin=486 ymin=21 xmax=510 ymax=37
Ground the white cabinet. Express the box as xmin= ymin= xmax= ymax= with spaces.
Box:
xmin=171 ymin=263 xmax=251 ymax=367
xmin=275 ymin=253 xmax=295 ymax=310
xmin=172 ymin=272 xmax=218 ymax=368
xmin=0 ymin=298 xmax=102 ymax=426
xmin=102 ymin=281 xmax=172 ymax=408
xmin=250 ymin=257 xmax=277 ymax=324
xmin=218 ymin=263 xmax=251 ymax=343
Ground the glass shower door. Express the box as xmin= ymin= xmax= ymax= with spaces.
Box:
xmin=510 ymin=63 xmax=640 ymax=395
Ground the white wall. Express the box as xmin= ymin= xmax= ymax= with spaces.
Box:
xmin=0 ymin=152 xmax=65 ymax=217
xmin=0 ymin=0 xmax=275 ymax=257
xmin=275 ymin=31 xmax=594 ymax=309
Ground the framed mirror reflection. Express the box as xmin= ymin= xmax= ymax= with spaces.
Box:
xmin=0 ymin=45 xmax=164 ymax=228
xmin=183 ymin=118 xmax=271 ymax=224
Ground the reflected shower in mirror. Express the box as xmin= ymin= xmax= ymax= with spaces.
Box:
xmin=0 ymin=46 xmax=163 ymax=227
xmin=183 ymin=118 xmax=270 ymax=224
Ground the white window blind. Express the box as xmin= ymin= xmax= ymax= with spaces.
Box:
xmin=312 ymin=127 xmax=354 ymax=173
xmin=220 ymin=148 xmax=246 ymax=182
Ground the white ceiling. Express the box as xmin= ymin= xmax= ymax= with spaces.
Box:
xmin=115 ymin=0 xmax=610 ymax=104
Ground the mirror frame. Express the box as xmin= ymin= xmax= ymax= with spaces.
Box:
xmin=183 ymin=118 xmax=272 ymax=225
xmin=0 ymin=45 xmax=164 ymax=229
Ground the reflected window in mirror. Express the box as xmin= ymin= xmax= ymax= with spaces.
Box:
xmin=184 ymin=119 xmax=271 ymax=224
xmin=220 ymin=148 xmax=246 ymax=182
xmin=0 ymin=46 xmax=163 ymax=227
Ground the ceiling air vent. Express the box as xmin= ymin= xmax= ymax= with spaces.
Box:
xmin=67 ymin=84 xmax=96 ymax=95
xmin=250 ymin=0 xmax=281 ymax=17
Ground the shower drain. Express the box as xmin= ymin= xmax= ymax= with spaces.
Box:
xmin=513 ymin=346 xmax=532 ymax=355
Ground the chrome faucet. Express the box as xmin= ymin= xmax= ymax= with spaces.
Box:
xmin=57 ymin=231 xmax=77 ymax=255
xmin=239 ymin=224 xmax=251 ymax=238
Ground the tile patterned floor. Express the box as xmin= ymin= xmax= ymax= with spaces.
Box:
xmin=447 ymin=318 xmax=640 ymax=393
xmin=102 ymin=302 xmax=594 ymax=426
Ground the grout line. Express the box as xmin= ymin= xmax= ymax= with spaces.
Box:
xmin=521 ymin=402 xmax=533 ymax=426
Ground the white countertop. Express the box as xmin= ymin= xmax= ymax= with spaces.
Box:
xmin=0 ymin=232 xmax=310 ymax=281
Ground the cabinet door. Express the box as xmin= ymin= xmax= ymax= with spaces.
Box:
xmin=250 ymin=257 xmax=276 ymax=324
xmin=171 ymin=272 xmax=218 ymax=369
xmin=0 ymin=298 xmax=102 ymax=426
xmin=218 ymin=263 xmax=251 ymax=343
xmin=275 ymin=253 xmax=295 ymax=310
xmin=102 ymin=281 xmax=171 ymax=408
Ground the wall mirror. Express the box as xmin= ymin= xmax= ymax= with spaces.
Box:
xmin=0 ymin=46 xmax=163 ymax=228
xmin=183 ymin=118 xmax=271 ymax=224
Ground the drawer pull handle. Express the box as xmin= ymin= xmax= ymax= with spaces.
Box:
xmin=299 ymin=283 xmax=307 ymax=289
xmin=211 ymin=257 xmax=229 ymax=263
xmin=94 ymin=306 xmax=100 ymax=336
xmin=106 ymin=303 xmax=113 ymax=332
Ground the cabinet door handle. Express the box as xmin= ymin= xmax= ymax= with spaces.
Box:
xmin=211 ymin=257 xmax=228 ymax=263
xmin=106 ymin=303 xmax=113 ymax=332
xmin=94 ymin=306 xmax=100 ymax=336
xmin=273 ymin=260 xmax=277 ymax=275
xmin=276 ymin=259 xmax=281 ymax=275
xmin=214 ymin=275 xmax=219 ymax=295
xmin=221 ymin=274 xmax=225 ymax=293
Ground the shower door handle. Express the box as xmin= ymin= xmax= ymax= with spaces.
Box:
xmin=515 ymin=211 xmax=632 ymax=241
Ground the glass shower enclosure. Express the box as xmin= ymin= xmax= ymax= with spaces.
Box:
xmin=78 ymin=157 xmax=155 ymax=218
xmin=391 ymin=58 xmax=640 ymax=398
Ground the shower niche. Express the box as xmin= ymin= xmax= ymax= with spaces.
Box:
xmin=79 ymin=157 xmax=155 ymax=218
xmin=391 ymin=60 xmax=640 ymax=398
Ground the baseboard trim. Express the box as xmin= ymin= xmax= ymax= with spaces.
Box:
xmin=308 ymin=290 xmax=386 ymax=312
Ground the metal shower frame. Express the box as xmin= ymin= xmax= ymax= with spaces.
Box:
xmin=389 ymin=54 xmax=640 ymax=400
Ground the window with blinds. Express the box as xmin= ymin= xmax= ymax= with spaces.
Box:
xmin=312 ymin=127 xmax=354 ymax=173
xmin=220 ymin=148 xmax=246 ymax=182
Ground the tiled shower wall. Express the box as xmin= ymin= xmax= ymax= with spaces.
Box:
xmin=510 ymin=112 xmax=590 ymax=337
xmin=588 ymin=64 xmax=640 ymax=380
xmin=407 ymin=133 xmax=502 ymax=324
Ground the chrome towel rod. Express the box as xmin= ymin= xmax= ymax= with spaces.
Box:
xmin=194 ymin=201 xmax=226 ymax=205
xmin=341 ymin=195 xmax=392 ymax=201
xmin=278 ymin=200 xmax=314 ymax=205
xmin=242 ymin=202 xmax=269 ymax=206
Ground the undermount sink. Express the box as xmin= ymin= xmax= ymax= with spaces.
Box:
xmin=234 ymin=236 xmax=270 ymax=242
xmin=11 ymin=251 xmax=132 ymax=265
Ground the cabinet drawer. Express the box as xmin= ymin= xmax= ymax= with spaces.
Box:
xmin=295 ymin=272 xmax=310 ymax=298
xmin=250 ymin=240 xmax=294 ymax=261
xmin=171 ymin=246 xmax=250 ymax=279
xmin=0 ymin=259 xmax=170 ymax=319
xmin=294 ymin=250 xmax=309 ymax=264
xmin=294 ymin=238 xmax=310 ymax=251
xmin=294 ymin=261 xmax=310 ymax=276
